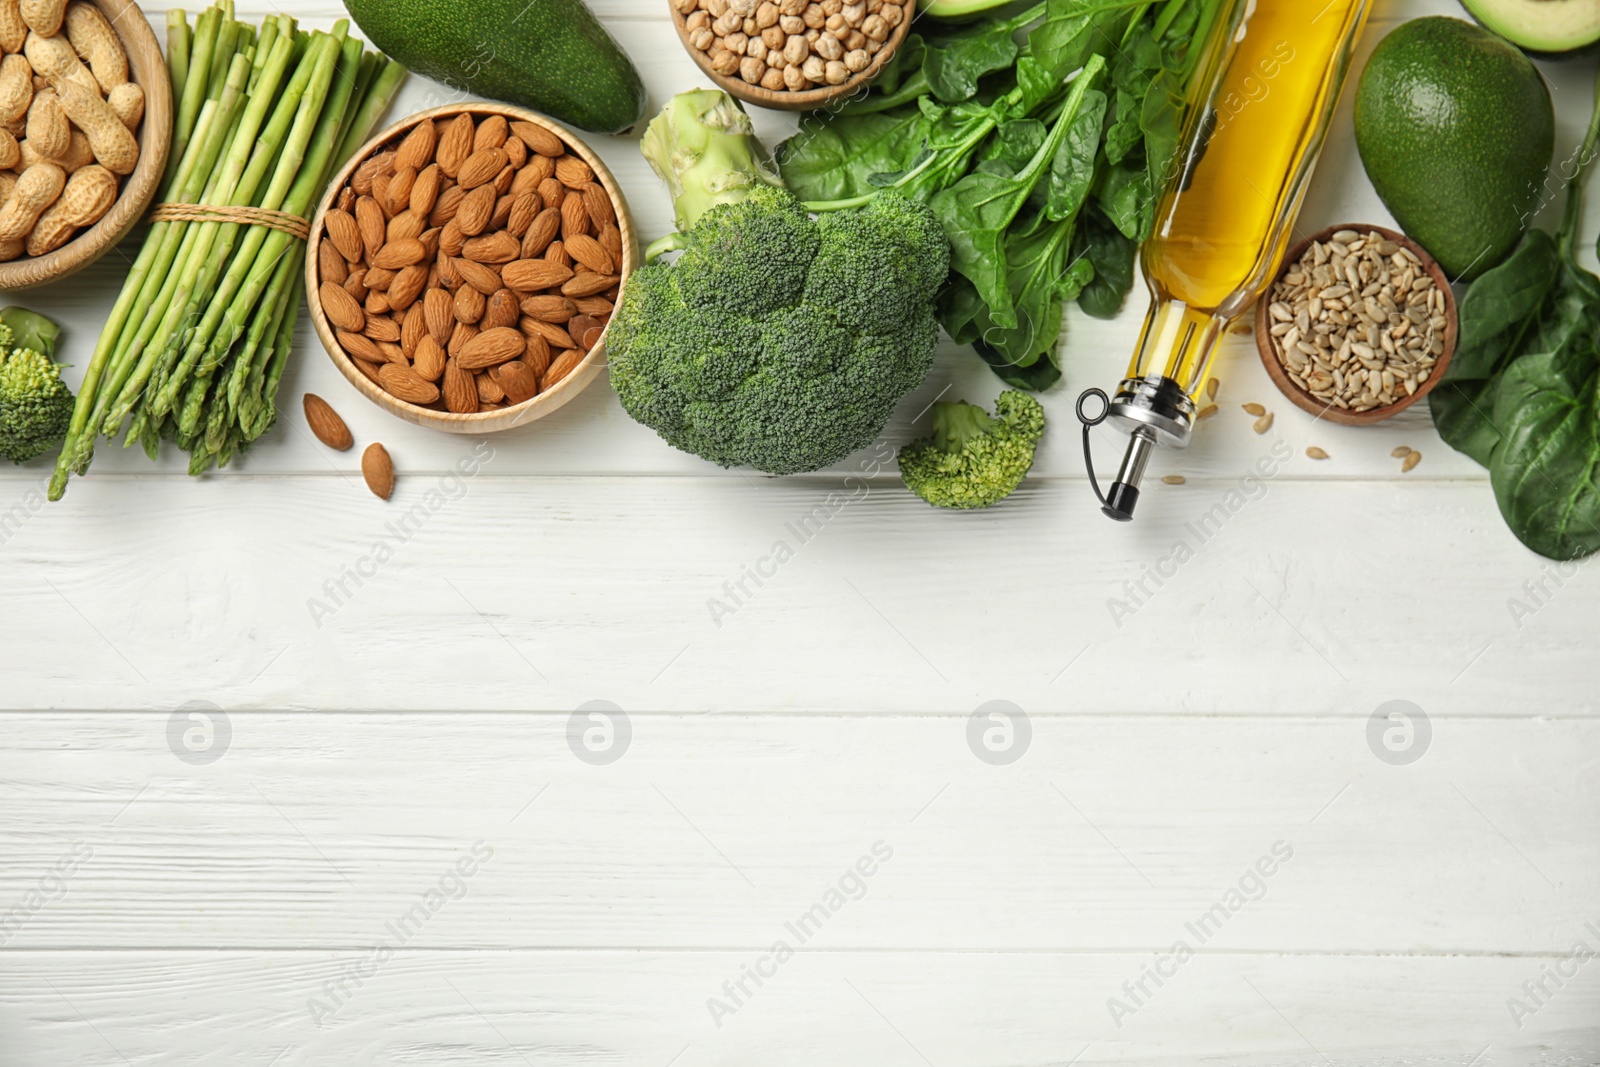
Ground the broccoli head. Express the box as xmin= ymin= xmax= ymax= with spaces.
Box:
xmin=898 ymin=391 xmax=1045 ymax=509
xmin=0 ymin=317 xmax=73 ymax=465
xmin=610 ymin=90 xmax=951 ymax=476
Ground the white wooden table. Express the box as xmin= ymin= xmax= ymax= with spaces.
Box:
xmin=2 ymin=0 xmax=1597 ymax=1063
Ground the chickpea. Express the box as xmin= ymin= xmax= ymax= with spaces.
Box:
xmin=815 ymin=30 xmax=842 ymax=59
xmin=740 ymin=54 xmax=764 ymax=81
xmin=783 ymin=34 xmax=809 ymax=64
xmin=713 ymin=12 xmax=741 ymax=33
xmin=842 ymin=2 xmax=865 ymax=24
xmin=723 ymin=30 xmax=748 ymax=52
xmin=801 ymin=54 xmax=825 ymax=81
xmin=689 ymin=26 xmax=714 ymax=48
xmin=824 ymin=59 xmax=849 ymax=84
xmin=768 ymin=51 xmax=787 ymax=68
xmin=862 ymin=13 xmax=887 ymax=39
xmin=708 ymin=0 xmax=730 ymax=14
xmin=805 ymin=27 xmax=820 ymax=41
xmin=687 ymin=9 xmax=710 ymax=30
xmin=755 ymin=1 xmax=779 ymax=27
xmin=762 ymin=26 xmax=785 ymax=48
xmin=866 ymin=36 xmax=882 ymax=53
xmin=744 ymin=36 xmax=765 ymax=61
xmin=744 ymin=16 xmax=758 ymax=33
xmin=844 ymin=28 xmax=866 ymax=50
xmin=778 ymin=0 xmax=806 ymax=13
xmin=821 ymin=0 xmax=842 ymax=15
xmin=866 ymin=0 xmax=882 ymax=11
xmin=728 ymin=0 xmax=755 ymax=15
xmin=824 ymin=12 xmax=845 ymax=33
xmin=760 ymin=67 xmax=786 ymax=90
xmin=783 ymin=64 xmax=808 ymax=90
xmin=672 ymin=0 xmax=697 ymax=12
xmin=843 ymin=47 xmax=869 ymax=71
xmin=880 ymin=2 xmax=902 ymax=24
xmin=710 ymin=46 xmax=741 ymax=74
xmin=780 ymin=14 xmax=803 ymax=32
xmin=802 ymin=4 xmax=826 ymax=28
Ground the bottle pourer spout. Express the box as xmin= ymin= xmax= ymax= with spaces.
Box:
xmin=1076 ymin=387 xmax=1159 ymax=523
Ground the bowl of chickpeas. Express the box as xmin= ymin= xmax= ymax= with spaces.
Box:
xmin=670 ymin=0 xmax=914 ymax=109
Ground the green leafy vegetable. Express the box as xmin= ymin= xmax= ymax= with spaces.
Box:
xmin=1432 ymin=66 xmax=1600 ymax=560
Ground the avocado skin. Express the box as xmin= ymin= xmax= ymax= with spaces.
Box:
xmin=1354 ymin=17 xmax=1553 ymax=281
xmin=346 ymin=0 xmax=648 ymax=134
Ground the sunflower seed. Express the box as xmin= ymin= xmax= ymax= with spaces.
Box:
xmin=1306 ymin=446 xmax=1330 ymax=460
xmin=1253 ymin=412 xmax=1275 ymax=434
xmin=1162 ymin=475 xmax=1187 ymax=485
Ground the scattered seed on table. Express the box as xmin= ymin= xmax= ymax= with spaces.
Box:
xmin=1206 ymin=379 xmax=1219 ymax=400
xmin=1162 ymin=475 xmax=1187 ymax=485
xmin=1402 ymin=450 xmax=1421 ymax=473
xmin=1306 ymin=446 xmax=1329 ymax=460
xmin=1243 ymin=402 xmax=1266 ymax=416
xmin=1197 ymin=403 xmax=1218 ymax=420
xmin=1391 ymin=445 xmax=1413 ymax=458
xmin=1253 ymin=412 xmax=1275 ymax=434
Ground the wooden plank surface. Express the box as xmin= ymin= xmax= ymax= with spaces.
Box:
xmin=2 ymin=0 xmax=1597 ymax=1063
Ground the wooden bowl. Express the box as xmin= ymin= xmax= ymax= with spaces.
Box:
xmin=306 ymin=103 xmax=638 ymax=435
xmin=1254 ymin=224 xmax=1457 ymax=427
xmin=670 ymin=0 xmax=915 ymax=112
xmin=0 ymin=0 xmax=173 ymax=290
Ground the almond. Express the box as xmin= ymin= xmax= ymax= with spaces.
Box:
xmin=362 ymin=443 xmax=395 ymax=500
xmin=386 ymin=165 xmax=416 ymax=218
xmin=521 ymin=331 xmax=552 ymax=376
xmin=455 ymin=258 xmax=504 ymax=295
xmin=476 ymin=369 xmax=506 ymax=404
xmin=493 ymin=360 xmax=540 ymax=404
xmin=424 ymin=288 xmax=454 ymax=345
xmin=561 ymin=272 xmax=618 ymax=298
xmin=339 ymin=329 xmax=385 ymax=364
xmin=493 ymin=165 xmax=516 ymax=196
xmin=414 ymin=335 xmax=446 ymax=382
xmin=599 ymin=223 xmax=623 ymax=262
xmin=512 ymin=120 xmax=566 ymax=158
xmin=503 ymin=259 xmax=573 ymax=292
xmin=491 ymin=193 xmax=516 ymax=231
xmin=582 ymin=183 xmax=615 ymax=229
xmin=522 ymin=208 xmax=560 ymax=258
xmin=324 ymin=208 xmax=362 ymax=262
xmin=410 ymin=163 xmax=441 ymax=217
xmin=351 ymin=151 xmax=395 ymax=196
xmin=343 ymin=267 xmax=369 ymax=303
xmin=483 ymin=288 xmax=521 ymax=330
xmin=394 ymin=121 xmax=437 ymax=172
xmin=320 ymin=281 xmax=365 ymax=332
xmin=474 ymin=114 xmax=509 ymax=151
xmin=521 ymin=294 xmax=576 ymax=322
xmin=560 ymin=191 xmax=588 ymax=240
xmin=388 ymin=264 xmax=429 ymax=311
xmin=521 ymin=316 xmax=574 ymax=350
xmin=371 ymin=174 xmax=394 ymax=218
xmin=511 ymin=159 xmax=547 ymax=200
xmin=386 ymin=210 xmax=425 ymax=245
xmin=462 ymin=230 xmax=519 ymax=264
xmin=458 ymin=326 xmax=527 ymax=369
xmin=303 ymin=393 xmax=353 ymax=451
xmin=440 ymin=218 xmax=465 ymax=257
xmin=419 ymin=227 xmax=443 ymax=259
xmin=366 ymin=290 xmax=392 ymax=316
xmin=538 ymin=176 xmax=564 ymax=211
xmin=355 ymin=196 xmax=386 ymax=258
xmin=555 ymin=155 xmax=593 ymax=189
xmin=443 ymin=358 xmax=478 ymax=413
xmin=429 ymin=184 xmax=464 ymax=227
xmin=544 ymin=240 xmax=569 ymax=269
xmin=436 ymin=253 xmax=462 ymax=290
xmin=318 ymin=239 xmax=348 ymax=286
xmin=507 ymin=193 xmax=539 ymax=238
xmin=436 ymin=113 xmax=475 ymax=178
xmin=372 ymin=238 xmax=427 ymax=270
xmin=454 ymin=283 xmax=486 ymax=324
xmin=458 ymin=146 xmax=508 ymax=190
xmin=378 ymin=362 xmax=441 ymax=405
xmin=401 ymin=302 xmax=427 ymax=358
xmin=455 ymin=184 xmax=497 ymax=237
xmin=543 ymin=348 xmax=585 ymax=389
xmin=448 ymin=321 xmax=479 ymax=358
xmin=365 ymin=267 xmax=399 ymax=291
xmin=573 ymin=296 xmax=614 ymax=316
xmin=565 ymin=233 xmax=612 ymax=275
xmin=364 ymin=315 xmax=401 ymax=343
xmin=353 ymin=356 xmax=383 ymax=386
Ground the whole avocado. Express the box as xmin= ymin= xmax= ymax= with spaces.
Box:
xmin=345 ymin=0 xmax=647 ymax=134
xmin=1354 ymin=17 xmax=1553 ymax=281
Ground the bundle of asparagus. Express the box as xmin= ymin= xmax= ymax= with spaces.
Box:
xmin=49 ymin=3 xmax=405 ymax=499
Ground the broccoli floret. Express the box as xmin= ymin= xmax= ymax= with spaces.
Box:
xmin=0 ymin=339 xmax=74 ymax=464
xmin=610 ymin=91 xmax=950 ymax=476
xmin=898 ymin=391 xmax=1046 ymax=509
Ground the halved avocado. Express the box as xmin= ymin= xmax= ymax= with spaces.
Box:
xmin=1460 ymin=0 xmax=1600 ymax=54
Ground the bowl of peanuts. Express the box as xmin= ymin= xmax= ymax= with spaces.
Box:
xmin=0 ymin=0 xmax=171 ymax=289
xmin=306 ymin=103 xmax=637 ymax=434
xmin=671 ymin=0 xmax=915 ymax=109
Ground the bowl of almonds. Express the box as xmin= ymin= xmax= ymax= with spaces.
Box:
xmin=671 ymin=0 xmax=914 ymax=108
xmin=306 ymin=103 xmax=635 ymax=433
xmin=1255 ymin=224 xmax=1457 ymax=427
xmin=0 ymin=0 xmax=172 ymax=289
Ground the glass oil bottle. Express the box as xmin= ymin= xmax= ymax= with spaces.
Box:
xmin=1079 ymin=0 xmax=1375 ymax=521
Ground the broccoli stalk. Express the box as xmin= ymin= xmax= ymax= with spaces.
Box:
xmin=0 ymin=309 xmax=72 ymax=465
xmin=898 ymin=391 xmax=1046 ymax=509
xmin=641 ymin=89 xmax=785 ymax=259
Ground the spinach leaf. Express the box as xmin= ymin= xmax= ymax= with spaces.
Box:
xmin=776 ymin=107 xmax=929 ymax=202
xmin=923 ymin=20 xmax=1023 ymax=103
xmin=1046 ymin=88 xmax=1105 ymax=221
xmin=932 ymin=55 xmax=1106 ymax=329
xmin=976 ymin=339 xmax=1065 ymax=390
xmin=1489 ymin=338 xmax=1600 ymax=561
xmin=984 ymin=118 xmax=1048 ymax=171
xmin=1094 ymin=153 xmax=1153 ymax=239
xmin=1074 ymin=204 xmax=1137 ymax=318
